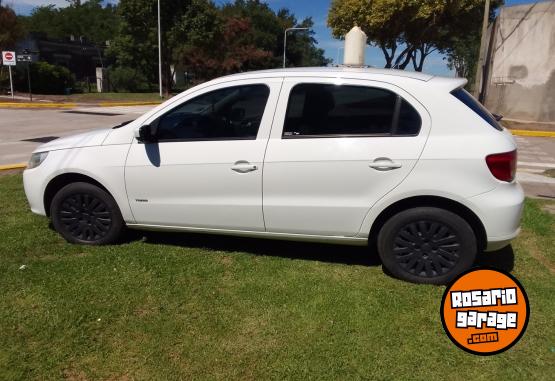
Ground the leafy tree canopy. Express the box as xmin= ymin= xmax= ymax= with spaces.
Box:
xmin=328 ymin=0 xmax=501 ymax=72
xmin=0 ymin=2 xmax=23 ymax=51
xmin=19 ymin=0 xmax=119 ymax=45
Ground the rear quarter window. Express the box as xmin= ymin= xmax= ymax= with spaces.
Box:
xmin=451 ymin=88 xmax=503 ymax=131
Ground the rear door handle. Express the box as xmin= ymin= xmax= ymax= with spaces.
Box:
xmin=231 ymin=161 xmax=258 ymax=173
xmin=369 ymin=158 xmax=402 ymax=171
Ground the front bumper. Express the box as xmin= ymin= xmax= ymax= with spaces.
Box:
xmin=23 ymin=167 xmax=48 ymax=216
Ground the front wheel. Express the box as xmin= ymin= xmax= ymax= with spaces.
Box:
xmin=377 ymin=207 xmax=477 ymax=284
xmin=50 ymin=182 xmax=125 ymax=245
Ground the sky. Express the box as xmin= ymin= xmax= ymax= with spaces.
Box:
xmin=7 ymin=0 xmax=546 ymax=76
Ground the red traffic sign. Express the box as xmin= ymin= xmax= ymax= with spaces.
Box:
xmin=2 ymin=51 xmax=16 ymax=66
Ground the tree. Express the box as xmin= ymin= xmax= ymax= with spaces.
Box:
xmin=221 ymin=0 xmax=329 ymax=68
xmin=110 ymin=0 xmax=217 ymax=93
xmin=111 ymin=0 xmax=329 ymax=90
xmin=444 ymin=1 xmax=501 ymax=85
xmin=0 ymin=1 xmax=23 ymax=51
xmin=176 ymin=16 xmax=274 ymax=79
xmin=20 ymin=0 xmax=119 ymax=45
xmin=328 ymin=0 xmax=500 ymax=72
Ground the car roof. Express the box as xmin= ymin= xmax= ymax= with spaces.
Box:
xmin=217 ymin=66 xmax=436 ymax=82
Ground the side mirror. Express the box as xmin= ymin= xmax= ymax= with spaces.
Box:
xmin=493 ymin=113 xmax=503 ymax=122
xmin=135 ymin=118 xmax=160 ymax=143
xmin=135 ymin=124 xmax=157 ymax=143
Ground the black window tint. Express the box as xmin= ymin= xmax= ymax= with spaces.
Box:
xmin=395 ymin=99 xmax=422 ymax=135
xmin=157 ymin=85 xmax=270 ymax=141
xmin=283 ymin=84 xmax=420 ymax=137
xmin=451 ymin=88 xmax=502 ymax=131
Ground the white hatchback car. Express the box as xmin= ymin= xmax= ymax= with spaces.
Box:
xmin=23 ymin=67 xmax=523 ymax=283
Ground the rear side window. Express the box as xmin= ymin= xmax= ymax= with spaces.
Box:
xmin=451 ymin=88 xmax=502 ymax=131
xmin=283 ymin=84 xmax=421 ymax=138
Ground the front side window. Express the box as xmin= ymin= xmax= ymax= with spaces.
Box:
xmin=283 ymin=84 xmax=421 ymax=138
xmin=156 ymin=84 xmax=270 ymax=141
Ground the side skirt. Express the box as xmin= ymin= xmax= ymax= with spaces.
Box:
xmin=126 ymin=223 xmax=369 ymax=246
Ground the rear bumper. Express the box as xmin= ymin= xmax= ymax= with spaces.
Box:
xmin=469 ymin=182 xmax=525 ymax=252
xmin=485 ymin=228 xmax=521 ymax=251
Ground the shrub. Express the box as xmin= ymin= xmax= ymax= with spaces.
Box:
xmin=16 ymin=61 xmax=75 ymax=95
xmin=108 ymin=66 xmax=148 ymax=92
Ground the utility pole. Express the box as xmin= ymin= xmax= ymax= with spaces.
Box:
xmin=157 ymin=0 xmax=163 ymax=98
xmin=474 ymin=0 xmax=491 ymax=100
xmin=283 ymin=27 xmax=309 ymax=68
xmin=8 ymin=65 xmax=13 ymax=100
xmin=23 ymin=50 xmax=32 ymax=101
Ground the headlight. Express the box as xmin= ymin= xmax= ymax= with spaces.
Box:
xmin=27 ymin=152 xmax=49 ymax=169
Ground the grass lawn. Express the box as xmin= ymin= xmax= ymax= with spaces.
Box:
xmin=0 ymin=173 xmax=553 ymax=380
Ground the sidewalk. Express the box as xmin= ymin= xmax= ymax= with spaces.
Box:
xmin=502 ymin=119 xmax=555 ymax=137
xmin=515 ymin=135 xmax=555 ymax=199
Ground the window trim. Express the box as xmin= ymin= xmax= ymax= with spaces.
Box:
xmin=281 ymin=83 xmax=422 ymax=139
xmin=153 ymin=83 xmax=271 ymax=143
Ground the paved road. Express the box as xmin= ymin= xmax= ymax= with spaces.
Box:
xmin=0 ymin=106 xmax=152 ymax=165
xmin=514 ymin=136 xmax=555 ymax=198
xmin=1 ymin=107 xmax=554 ymax=197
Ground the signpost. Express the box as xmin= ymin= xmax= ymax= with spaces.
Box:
xmin=2 ymin=51 xmax=16 ymax=100
xmin=17 ymin=53 xmax=33 ymax=101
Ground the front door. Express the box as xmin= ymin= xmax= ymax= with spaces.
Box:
xmin=262 ymin=77 xmax=430 ymax=237
xmin=125 ymin=79 xmax=281 ymax=231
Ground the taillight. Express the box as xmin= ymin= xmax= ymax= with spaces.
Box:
xmin=486 ymin=150 xmax=517 ymax=182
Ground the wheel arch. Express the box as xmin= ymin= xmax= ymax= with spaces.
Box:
xmin=368 ymin=195 xmax=487 ymax=252
xmin=43 ymin=173 xmax=111 ymax=217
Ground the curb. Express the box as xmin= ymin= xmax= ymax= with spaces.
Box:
xmin=510 ymin=129 xmax=555 ymax=138
xmin=0 ymin=163 xmax=26 ymax=171
xmin=0 ymin=101 xmax=162 ymax=109
xmin=98 ymin=101 xmax=162 ymax=107
xmin=0 ymin=102 xmax=76 ymax=108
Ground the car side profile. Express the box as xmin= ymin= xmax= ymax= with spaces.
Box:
xmin=23 ymin=67 xmax=524 ymax=284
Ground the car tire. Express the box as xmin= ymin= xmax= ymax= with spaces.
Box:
xmin=50 ymin=182 xmax=125 ymax=245
xmin=377 ymin=207 xmax=477 ymax=284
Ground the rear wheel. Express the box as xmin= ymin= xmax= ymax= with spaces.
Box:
xmin=50 ymin=182 xmax=124 ymax=245
xmin=377 ymin=207 xmax=477 ymax=284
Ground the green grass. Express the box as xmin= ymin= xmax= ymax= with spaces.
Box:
xmin=0 ymin=173 xmax=554 ymax=380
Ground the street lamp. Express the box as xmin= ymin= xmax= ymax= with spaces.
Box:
xmin=283 ymin=27 xmax=309 ymax=68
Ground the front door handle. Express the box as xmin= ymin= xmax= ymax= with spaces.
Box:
xmin=231 ymin=161 xmax=258 ymax=173
xmin=369 ymin=158 xmax=402 ymax=171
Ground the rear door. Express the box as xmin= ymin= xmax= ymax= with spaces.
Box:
xmin=262 ymin=77 xmax=430 ymax=236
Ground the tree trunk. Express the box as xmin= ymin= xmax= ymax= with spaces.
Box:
xmin=395 ymin=46 xmax=414 ymax=70
xmin=380 ymin=44 xmax=393 ymax=68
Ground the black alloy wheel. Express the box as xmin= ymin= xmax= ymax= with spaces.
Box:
xmin=58 ymin=193 xmax=113 ymax=241
xmin=51 ymin=182 xmax=125 ymax=245
xmin=393 ymin=220 xmax=461 ymax=278
xmin=377 ymin=207 xmax=477 ymax=284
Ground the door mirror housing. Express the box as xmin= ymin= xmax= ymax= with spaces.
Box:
xmin=135 ymin=119 xmax=159 ymax=143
